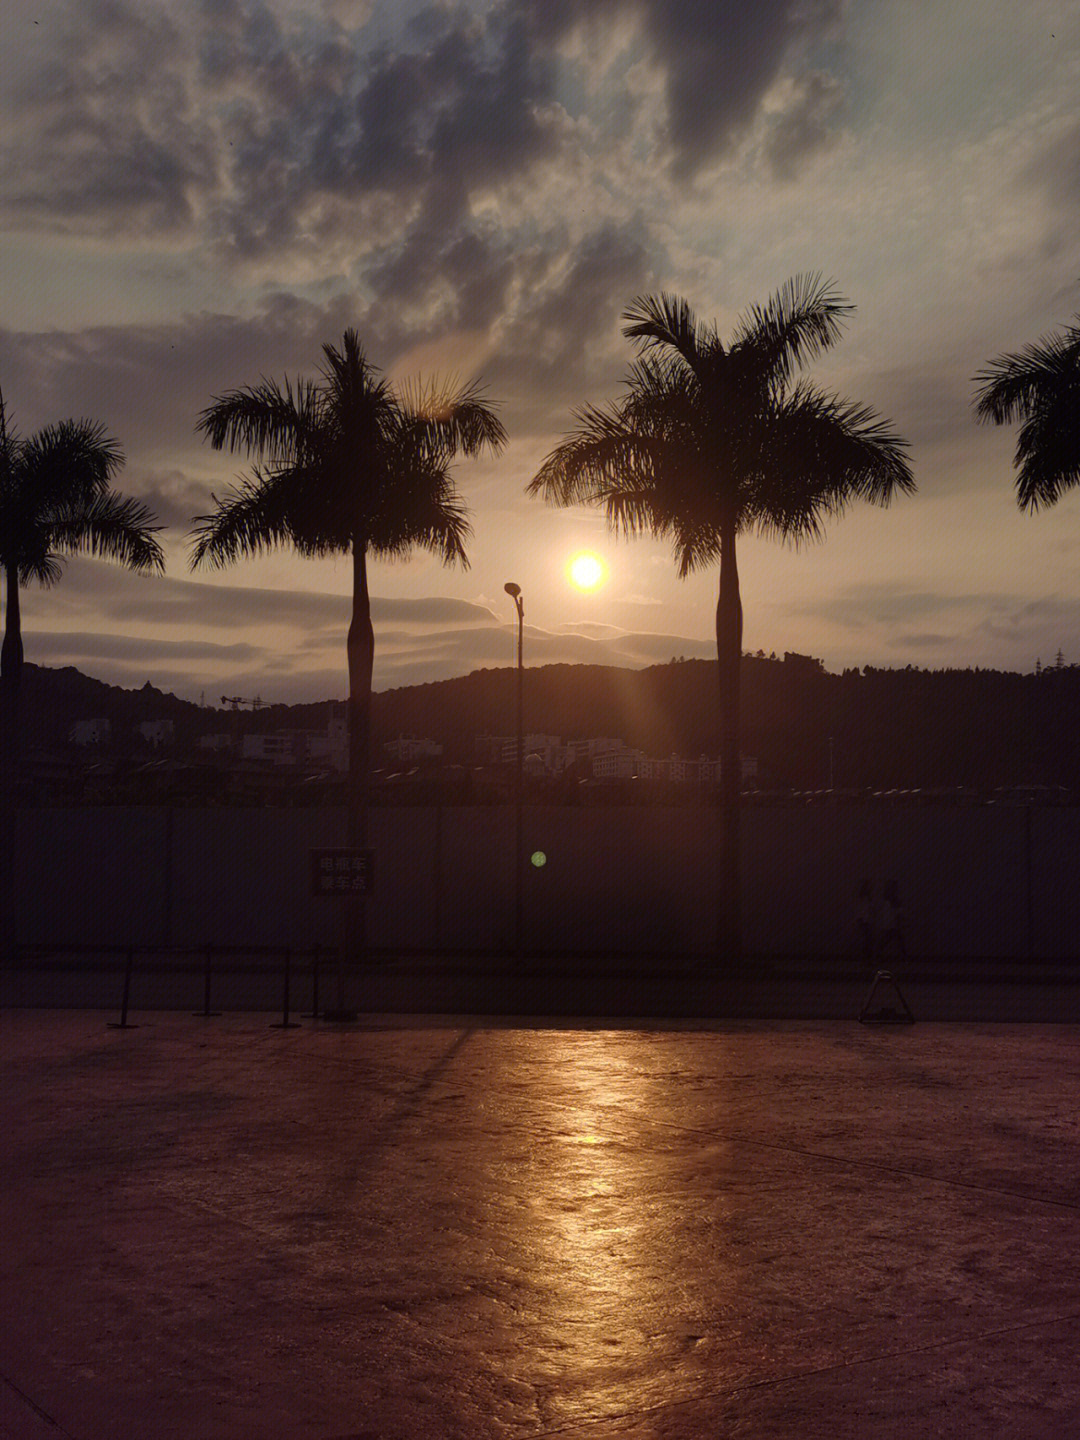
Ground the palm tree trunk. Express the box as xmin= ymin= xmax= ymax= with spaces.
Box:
xmin=333 ymin=539 xmax=374 ymax=1016
xmin=0 ymin=560 xmax=23 ymax=753
xmin=716 ymin=526 xmax=743 ymax=963
xmin=0 ymin=563 xmax=21 ymax=967
xmin=346 ymin=540 xmax=374 ymax=849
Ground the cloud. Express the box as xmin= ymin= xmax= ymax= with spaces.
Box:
xmin=18 ymin=557 xmax=717 ymax=700
xmin=29 ymin=559 xmax=502 ymax=634
xmin=27 ymin=629 xmax=266 ymax=665
xmin=764 ymin=69 xmax=845 ymax=181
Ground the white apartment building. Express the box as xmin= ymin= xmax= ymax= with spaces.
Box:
xmin=69 ymin=719 xmax=111 ymax=746
xmin=239 ymin=719 xmax=349 ymax=770
xmin=197 ymin=733 xmax=233 ymax=752
xmin=241 ymin=733 xmax=298 ymax=765
xmin=384 ymin=735 xmax=444 ymax=762
xmin=135 ymin=719 xmax=174 ymax=748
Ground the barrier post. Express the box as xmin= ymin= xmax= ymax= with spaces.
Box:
xmin=107 ymin=947 xmax=139 ymax=1029
xmin=271 ymin=947 xmax=300 ymax=1029
xmin=194 ymin=944 xmax=221 ymax=1017
xmin=303 ymin=944 xmax=320 ymax=1020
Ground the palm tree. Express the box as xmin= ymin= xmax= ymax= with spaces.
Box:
xmin=191 ymin=329 xmax=506 ymax=844
xmin=528 ymin=276 xmax=914 ymax=961
xmin=973 ymin=311 xmax=1080 ymax=510
xmin=0 ymin=390 xmax=164 ymax=753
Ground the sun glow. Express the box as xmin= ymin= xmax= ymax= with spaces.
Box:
xmin=567 ymin=551 xmax=607 ymax=592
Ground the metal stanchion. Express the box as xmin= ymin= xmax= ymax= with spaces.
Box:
xmin=193 ymin=943 xmax=221 ymax=1017
xmin=302 ymin=944 xmax=320 ymax=1020
xmin=107 ymin=947 xmax=139 ymax=1029
xmin=271 ymin=947 xmax=301 ymax=1029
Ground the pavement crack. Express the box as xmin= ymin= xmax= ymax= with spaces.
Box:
xmin=626 ymin=1109 xmax=1080 ymax=1213
xmin=0 ymin=1370 xmax=76 ymax=1436
xmin=529 ymin=1308 xmax=1080 ymax=1437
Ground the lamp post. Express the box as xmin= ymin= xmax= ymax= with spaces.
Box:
xmin=504 ymin=582 xmax=524 ymax=957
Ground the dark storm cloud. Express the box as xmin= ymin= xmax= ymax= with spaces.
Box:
xmin=764 ymin=70 xmax=844 ymax=181
xmin=3 ymin=0 xmax=216 ymax=236
xmin=488 ymin=219 xmax=657 ymax=435
xmin=0 ymin=294 xmax=371 ymax=454
xmin=641 ymin=0 xmax=795 ymax=179
xmin=0 ymin=209 xmax=652 ymax=457
xmin=2 ymin=0 xmax=845 ymax=256
xmin=511 ymin=0 xmax=837 ymax=178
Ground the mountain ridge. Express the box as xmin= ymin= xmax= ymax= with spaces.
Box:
xmin=16 ymin=655 xmax=1080 ymax=790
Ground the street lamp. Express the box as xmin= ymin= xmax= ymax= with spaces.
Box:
xmin=504 ymin=582 xmax=524 ymax=956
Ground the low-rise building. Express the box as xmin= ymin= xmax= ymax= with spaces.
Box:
xmin=135 ymin=719 xmax=174 ymax=748
xmin=69 ymin=718 xmax=110 ymax=746
xmin=384 ymin=735 xmax=444 ymax=762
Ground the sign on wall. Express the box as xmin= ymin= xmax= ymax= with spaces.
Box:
xmin=310 ymin=848 xmax=375 ymax=896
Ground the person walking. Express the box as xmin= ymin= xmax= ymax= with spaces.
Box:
xmin=877 ymin=880 xmax=907 ymax=961
xmin=855 ymin=880 xmax=875 ymax=969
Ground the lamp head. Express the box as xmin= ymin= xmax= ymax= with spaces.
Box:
xmin=504 ymin=582 xmax=521 ymax=598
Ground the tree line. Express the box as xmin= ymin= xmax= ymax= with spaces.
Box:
xmin=2 ymin=276 xmax=1078 ymax=958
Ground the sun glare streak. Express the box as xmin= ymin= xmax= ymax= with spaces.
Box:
xmin=568 ymin=551 xmax=607 ymax=591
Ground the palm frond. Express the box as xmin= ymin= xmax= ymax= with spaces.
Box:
xmin=0 ymin=388 xmax=19 ymax=475
xmin=622 ymin=293 xmax=719 ymax=376
xmin=19 ymin=418 xmax=125 ymax=502
xmin=396 ymin=376 xmax=508 ymax=458
xmin=732 ymin=273 xmax=851 ymax=388
xmin=1013 ymin=386 xmax=1080 ymax=510
xmin=528 ymin=402 xmax=664 ymax=505
xmin=47 ymin=490 xmax=164 ymax=571
xmin=320 ymin=329 xmax=391 ymax=408
xmin=973 ymin=322 xmax=1080 ymax=425
xmin=189 ymin=466 xmax=340 ymax=568
xmin=751 ymin=384 xmax=914 ymax=543
xmin=370 ymin=483 xmax=472 ymax=567
xmin=17 ymin=552 xmax=64 ymax=588
xmin=197 ymin=376 xmax=322 ymax=464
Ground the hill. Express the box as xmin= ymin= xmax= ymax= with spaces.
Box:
xmin=18 ymin=654 xmax=1080 ymax=791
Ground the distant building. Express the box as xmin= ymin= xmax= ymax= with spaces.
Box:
xmin=69 ymin=718 xmax=110 ymax=746
xmin=241 ymin=720 xmax=349 ymax=770
xmin=197 ymin=733 xmax=234 ymax=752
xmin=135 ymin=719 xmax=174 ymax=748
xmin=384 ymin=735 xmax=444 ymax=763
xmin=592 ymin=748 xmax=650 ymax=780
xmin=241 ymin=733 xmax=299 ymax=765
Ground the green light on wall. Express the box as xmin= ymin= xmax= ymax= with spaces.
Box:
xmin=530 ymin=851 xmax=547 ymax=868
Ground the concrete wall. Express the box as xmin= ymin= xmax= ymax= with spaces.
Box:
xmin=11 ymin=804 xmax=1080 ymax=959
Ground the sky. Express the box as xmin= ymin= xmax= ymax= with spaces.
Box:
xmin=2 ymin=0 xmax=1079 ymax=704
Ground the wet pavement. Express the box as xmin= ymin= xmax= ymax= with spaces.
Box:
xmin=2 ymin=1009 xmax=1079 ymax=1438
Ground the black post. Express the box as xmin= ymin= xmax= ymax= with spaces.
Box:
xmin=271 ymin=947 xmax=300 ymax=1029
xmin=194 ymin=943 xmax=221 ymax=1017
xmin=1025 ymin=802 xmax=1034 ymax=964
xmin=504 ymin=582 xmax=524 ymax=958
xmin=303 ymin=943 xmax=320 ymax=1020
xmin=107 ymin=947 xmax=138 ymax=1029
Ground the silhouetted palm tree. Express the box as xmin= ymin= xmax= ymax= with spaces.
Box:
xmin=0 ymin=391 xmax=164 ymax=752
xmin=192 ymin=329 xmax=506 ymax=838
xmin=973 ymin=311 xmax=1080 ymax=510
xmin=529 ymin=277 xmax=913 ymax=960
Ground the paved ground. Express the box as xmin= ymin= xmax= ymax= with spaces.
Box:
xmin=2 ymin=1008 xmax=1080 ymax=1438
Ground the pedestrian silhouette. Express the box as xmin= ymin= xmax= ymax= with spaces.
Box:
xmin=877 ymin=880 xmax=907 ymax=961
xmin=855 ymin=879 xmax=875 ymax=968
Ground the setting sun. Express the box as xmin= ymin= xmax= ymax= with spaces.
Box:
xmin=567 ymin=551 xmax=607 ymax=591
